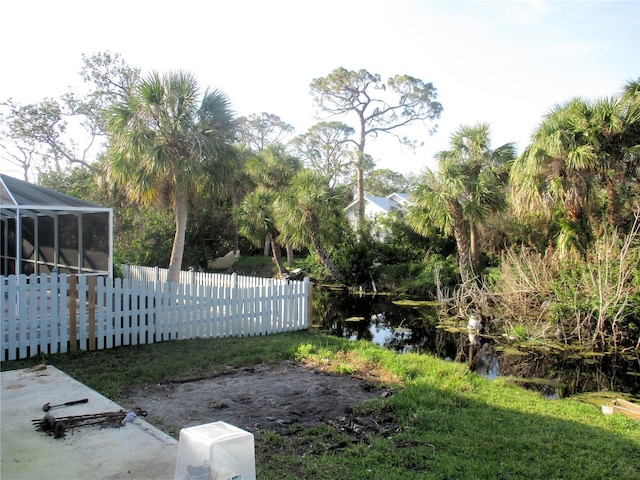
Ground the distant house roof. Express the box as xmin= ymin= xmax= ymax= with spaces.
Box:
xmin=386 ymin=192 xmax=411 ymax=205
xmin=344 ymin=192 xmax=412 ymax=216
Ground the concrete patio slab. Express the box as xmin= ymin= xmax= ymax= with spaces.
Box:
xmin=1 ymin=365 xmax=178 ymax=480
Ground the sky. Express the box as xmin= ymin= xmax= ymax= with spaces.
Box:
xmin=0 ymin=0 xmax=638 ymax=180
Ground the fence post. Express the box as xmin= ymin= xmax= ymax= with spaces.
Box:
xmin=231 ymin=273 xmax=238 ymax=330
xmin=305 ymin=277 xmax=312 ymax=329
xmin=49 ymin=272 xmax=59 ymax=354
xmin=69 ymin=275 xmax=77 ymax=351
xmin=88 ymin=276 xmax=97 ymax=351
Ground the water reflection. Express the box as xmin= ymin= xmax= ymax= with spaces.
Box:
xmin=313 ymin=288 xmax=457 ymax=357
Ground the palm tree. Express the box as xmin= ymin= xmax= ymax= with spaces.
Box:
xmin=244 ymin=144 xmax=301 ymax=192
xmin=409 ymin=167 xmax=473 ymax=282
xmin=227 ymin=146 xmax=255 ymax=255
xmin=512 ymin=99 xmax=599 ymax=256
xmin=106 ymin=70 xmax=236 ymax=283
xmin=244 ymin=144 xmax=302 ymax=262
xmin=591 ymin=84 xmax=640 ymax=229
xmin=274 ymin=170 xmax=346 ymax=283
xmin=408 ymin=123 xmax=514 ymax=282
xmin=235 ymin=189 xmax=288 ymax=276
xmin=511 ymin=87 xmax=640 ymax=254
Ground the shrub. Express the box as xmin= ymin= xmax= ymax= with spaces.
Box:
xmin=487 ymin=217 xmax=640 ymax=352
xmin=332 ymin=240 xmax=378 ymax=287
xmin=378 ymin=254 xmax=457 ymax=298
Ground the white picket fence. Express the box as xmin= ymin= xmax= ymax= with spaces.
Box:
xmin=1 ymin=269 xmax=311 ymax=362
xmin=121 ymin=264 xmax=291 ymax=289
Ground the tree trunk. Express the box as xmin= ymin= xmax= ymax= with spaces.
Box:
xmin=469 ymin=221 xmax=480 ymax=273
xmin=606 ymin=176 xmax=621 ymax=229
xmin=167 ymin=188 xmax=188 ymax=284
xmin=286 ymin=244 xmax=294 ymax=265
xmin=232 ymin=187 xmax=241 ymax=255
xmin=308 ymin=214 xmax=344 ymax=283
xmin=270 ymin=235 xmax=287 ymax=277
xmin=448 ymin=199 xmax=472 ymax=283
xmin=356 ymin=154 xmax=365 ymax=222
xmin=356 ymin=118 xmax=367 ymax=222
xmin=263 ymin=234 xmax=271 ymax=256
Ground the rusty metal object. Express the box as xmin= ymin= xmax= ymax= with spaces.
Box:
xmin=32 ymin=408 xmax=147 ymax=438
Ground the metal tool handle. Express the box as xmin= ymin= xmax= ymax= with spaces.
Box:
xmin=42 ymin=398 xmax=89 ymax=412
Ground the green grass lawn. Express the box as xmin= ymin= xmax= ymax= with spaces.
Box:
xmin=2 ymin=330 xmax=639 ymax=479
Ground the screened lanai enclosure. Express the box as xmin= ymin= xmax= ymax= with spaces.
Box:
xmin=0 ymin=174 xmax=113 ymax=277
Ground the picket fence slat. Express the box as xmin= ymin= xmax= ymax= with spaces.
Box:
xmin=2 ymin=268 xmax=310 ymax=361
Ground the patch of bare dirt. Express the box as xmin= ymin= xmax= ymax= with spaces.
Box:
xmin=118 ymin=360 xmax=398 ymax=439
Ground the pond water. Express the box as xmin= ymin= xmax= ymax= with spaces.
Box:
xmin=313 ymin=288 xmax=455 ymax=356
xmin=312 ymin=288 xmax=640 ymax=397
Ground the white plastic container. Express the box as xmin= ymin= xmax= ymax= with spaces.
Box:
xmin=174 ymin=421 xmax=256 ymax=480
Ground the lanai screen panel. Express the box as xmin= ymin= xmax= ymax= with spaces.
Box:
xmin=20 ymin=216 xmax=35 ymax=274
xmin=37 ymin=216 xmax=55 ymax=273
xmin=58 ymin=213 xmax=79 ymax=273
xmin=0 ymin=217 xmax=17 ymax=275
xmin=83 ymin=212 xmax=110 ymax=272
